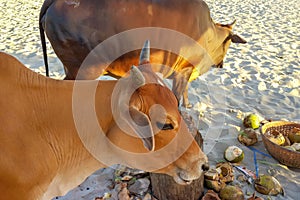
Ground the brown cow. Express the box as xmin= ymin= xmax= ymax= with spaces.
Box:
xmin=39 ymin=0 xmax=246 ymax=107
xmin=0 ymin=45 xmax=208 ymax=199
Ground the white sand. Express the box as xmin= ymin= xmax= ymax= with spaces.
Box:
xmin=0 ymin=0 xmax=299 ymax=199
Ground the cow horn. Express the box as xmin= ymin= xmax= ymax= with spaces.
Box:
xmin=227 ymin=19 xmax=236 ymax=28
xmin=139 ymin=40 xmax=150 ymax=65
xmin=217 ymin=19 xmax=236 ymax=29
xmin=130 ymin=65 xmax=145 ymax=88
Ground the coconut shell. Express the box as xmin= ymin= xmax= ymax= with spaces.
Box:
xmin=254 ymin=175 xmax=283 ymax=196
xmin=201 ymin=190 xmax=221 ymax=200
xmin=238 ymin=128 xmax=258 ymax=146
xmin=219 ymin=185 xmax=244 ymax=200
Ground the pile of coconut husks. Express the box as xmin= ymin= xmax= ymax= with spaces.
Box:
xmin=202 ymin=114 xmax=291 ymax=200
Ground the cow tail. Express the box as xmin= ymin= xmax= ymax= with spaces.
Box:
xmin=39 ymin=0 xmax=54 ymax=77
xmin=39 ymin=22 xmax=49 ymax=77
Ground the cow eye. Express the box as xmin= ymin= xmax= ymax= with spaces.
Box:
xmin=156 ymin=122 xmax=174 ymax=130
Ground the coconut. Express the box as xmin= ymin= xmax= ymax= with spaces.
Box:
xmin=243 ymin=114 xmax=260 ymax=129
xmin=216 ymin=162 xmax=234 ymax=183
xmin=204 ymin=163 xmax=234 ymax=192
xmin=254 ymin=175 xmax=284 ymax=195
xmin=219 ymin=185 xmax=244 ymax=200
xmin=288 ymin=128 xmax=300 ymax=143
xmin=267 ymin=133 xmax=285 ymax=146
xmin=238 ymin=128 xmax=258 ymax=146
xmin=201 ymin=190 xmax=221 ymax=200
xmin=284 ymin=146 xmax=296 ymax=151
xmin=291 ymin=143 xmax=300 ymax=151
xmin=204 ymin=179 xmax=226 ymax=193
xmin=224 ymin=146 xmax=244 ymax=163
xmin=247 ymin=193 xmax=264 ymax=200
xmin=204 ymin=169 xmax=220 ymax=180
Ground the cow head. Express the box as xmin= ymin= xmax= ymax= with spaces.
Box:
xmin=109 ymin=41 xmax=209 ymax=185
xmin=212 ymin=20 xmax=247 ymax=68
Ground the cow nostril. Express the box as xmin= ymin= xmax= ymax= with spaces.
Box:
xmin=202 ymin=163 xmax=209 ymax=171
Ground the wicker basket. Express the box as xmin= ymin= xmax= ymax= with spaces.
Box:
xmin=261 ymin=121 xmax=300 ymax=168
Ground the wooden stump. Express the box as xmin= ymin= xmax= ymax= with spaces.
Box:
xmin=150 ymin=112 xmax=205 ymax=200
xmin=150 ymin=173 xmax=204 ymax=200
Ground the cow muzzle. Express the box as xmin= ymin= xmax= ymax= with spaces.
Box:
xmin=173 ymin=160 xmax=209 ymax=185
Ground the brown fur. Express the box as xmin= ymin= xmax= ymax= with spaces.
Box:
xmin=0 ymin=52 xmax=208 ymax=200
xmin=39 ymin=0 xmax=246 ymax=107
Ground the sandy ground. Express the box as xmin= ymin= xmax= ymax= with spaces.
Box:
xmin=0 ymin=0 xmax=299 ymax=199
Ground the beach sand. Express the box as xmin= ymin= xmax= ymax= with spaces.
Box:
xmin=0 ymin=0 xmax=299 ymax=199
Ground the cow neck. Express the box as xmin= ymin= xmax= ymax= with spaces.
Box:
xmin=14 ymin=67 xmax=116 ymax=199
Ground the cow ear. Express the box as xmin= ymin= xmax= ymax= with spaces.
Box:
xmin=230 ymin=34 xmax=247 ymax=44
xmin=127 ymin=107 xmax=155 ymax=151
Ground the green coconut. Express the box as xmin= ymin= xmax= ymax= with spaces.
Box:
xmin=204 ymin=179 xmax=225 ymax=193
xmin=288 ymin=129 xmax=300 ymax=143
xmin=243 ymin=114 xmax=260 ymax=129
xmin=219 ymin=185 xmax=244 ymax=200
xmin=254 ymin=175 xmax=284 ymax=196
xmin=224 ymin=146 xmax=244 ymax=163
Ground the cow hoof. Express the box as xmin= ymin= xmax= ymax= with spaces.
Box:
xmin=183 ymin=103 xmax=192 ymax=108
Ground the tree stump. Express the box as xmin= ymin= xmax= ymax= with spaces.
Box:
xmin=150 ymin=112 xmax=205 ymax=200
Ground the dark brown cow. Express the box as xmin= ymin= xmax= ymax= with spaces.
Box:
xmin=40 ymin=0 xmax=246 ymax=107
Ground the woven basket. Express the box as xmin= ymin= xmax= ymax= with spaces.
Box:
xmin=261 ymin=121 xmax=300 ymax=168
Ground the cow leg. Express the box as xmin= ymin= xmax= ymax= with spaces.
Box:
xmin=63 ymin=76 xmax=72 ymax=80
xmin=182 ymin=85 xmax=192 ymax=108
xmin=63 ymin=65 xmax=78 ymax=80
xmin=172 ymin=67 xmax=193 ymax=108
